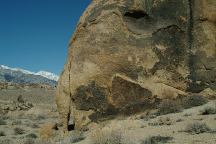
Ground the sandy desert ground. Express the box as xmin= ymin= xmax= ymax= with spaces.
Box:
xmin=0 ymin=87 xmax=216 ymax=144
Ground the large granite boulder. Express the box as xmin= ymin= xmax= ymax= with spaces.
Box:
xmin=56 ymin=0 xmax=216 ymax=132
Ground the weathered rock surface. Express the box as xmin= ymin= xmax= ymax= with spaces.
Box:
xmin=56 ymin=0 xmax=216 ymax=131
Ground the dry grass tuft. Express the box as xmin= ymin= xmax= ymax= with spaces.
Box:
xmin=24 ymin=138 xmax=35 ymax=144
xmin=184 ymin=122 xmax=211 ymax=134
xmin=90 ymin=126 xmax=136 ymax=144
xmin=181 ymin=95 xmax=207 ymax=109
xmin=200 ymin=106 xmax=216 ymax=115
xmin=39 ymin=123 xmax=57 ymax=139
xmin=142 ymin=135 xmax=173 ymax=144
xmin=157 ymin=99 xmax=182 ymax=115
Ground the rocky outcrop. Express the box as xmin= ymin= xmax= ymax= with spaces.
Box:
xmin=56 ymin=0 xmax=216 ymax=131
xmin=0 ymin=96 xmax=33 ymax=114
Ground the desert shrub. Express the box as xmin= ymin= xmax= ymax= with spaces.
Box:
xmin=157 ymin=99 xmax=182 ymax=115
xmin=33 ymin=139 xmax=50 ymax=144
xmin=0 ymin=118 xmax=7 ymax=125
xmin=148 ymin=117 xmax=173 ymax=126
xmin=90 ymin=127 xmax=135 ymax=144
xmin=36 ymin=114 xmax=46 ymax=121
xmin=183 ymin=113 xmax=192 ymax=117
xmin=39 ymin=123 xmax=58 ymax=139
xmin=12 ymin=120 xmax=22 ymax=125
xmin=31 ymin=123 xmax=39 ymax=128
xmin=91 ymin=129 xmax=122 ymax=144
xmin=26 ymin=133 xmax=38 ymax=139
xmin=17 ymin=95 xmax=25 ymax=103
xmin=181 ymin=95 xmax=207 ymax=109
xmin=0 ymin=131 xmax=6 ymax=136
xmin=176 ymin=118 xmax=183 ymax=122
xmin=142 ymin=135 xmax=173 ymax=144
xmin=139 ymin=113 xmax=156 ymax=121
xmin=24 ymin=139 xmax=35 ymax=144
xmin=200 ymin=106 xmax=216 ymax=115
xmin=0 ymin=139 xmax=11 ymax=144
xmin=14 ymin=127 xmax=25 ymax=135
xmin=70 ymin=131 xmax=85 ymax=143
xmin=184 ymin=122 xmax=211 ymax=134
xmin=1 ymin=116 xmax=9 ymax=120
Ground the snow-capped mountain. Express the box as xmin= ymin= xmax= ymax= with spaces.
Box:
xmin=0 ymin=65 xmax=34 ymax=75
xmin=0 ymin=65 xmax=59 ymax=81
xmin=0 ymin=65 xmax=59 ymax=87
xmin=35 ymin=71 xmax=59 ymax=81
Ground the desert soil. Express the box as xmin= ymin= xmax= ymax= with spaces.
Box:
xmin=0 ymin=87 xmax=216 ymax=144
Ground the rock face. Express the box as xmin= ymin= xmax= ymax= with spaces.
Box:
xmin=56 ymin=0 xmax=216 ymax=131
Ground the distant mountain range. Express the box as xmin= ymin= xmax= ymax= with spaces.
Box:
xmin=0 ymin=65 xmax=59 ymax=87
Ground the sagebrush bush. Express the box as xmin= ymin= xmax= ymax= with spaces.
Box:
xmin=1 ymin=116 xmax=9 ymax=120
xmin=142 ymin=135 xmax=173 ymax=144
xmin=24 ymin=138 xmax=35 ymax=144
xmin=0 ymin=118 xmax=7 ymax=125
xmin=12 ymin=120 xmax=22 ymax=125
xmin=0 ymin=131 xmax=6 ymax=136
xmin=181 ymin=95 xmax=207 ymax=109
xmin=31 ymin=123 xmax=39 ymax=128
xmin=26 ymin=133 xmax=38 ymax=139
xmin=157 ymin=99 xmax=182 ymax=115
xmin=36 ymin=114 xmax=46 ymax=121
xmin=70 ymin=132 xmax=85 ymax=143
xmin=0 ymin=139 xmax=11 ymax=144
xmin=91 ymin=129 xmax=122 ymax=144
xmin=184 ymin=122 xmax=211 ymax=134
xmin=90 ymin=127 xmax=135 ymax=144
xmin=14 ymin=127 xmax=25 ymax=135
xmin=200 ymin=106 xmax=216 ymax=115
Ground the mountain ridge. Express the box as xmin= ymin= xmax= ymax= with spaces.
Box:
xmin=0 ymin=65 xmax=59 ymax=87
xmin=0 ymin=65 xmax=59 ymax=81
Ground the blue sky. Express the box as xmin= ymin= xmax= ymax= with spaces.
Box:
xmin=0 ymin=0 xmax=91 ymax=74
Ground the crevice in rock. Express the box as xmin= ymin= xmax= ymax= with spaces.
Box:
xmin=187 ymin=0 xmax=196 ymax=91
xmin=203 ymin=63 xmax=212 ymax=71
xmin=152 ymin=24 xmax=185 ymax=35
xmin=188 ymin=0 xmax=193 ymax=50
xmin=124 ymin=10 xmax=149 ymax=19
xmin=198 ymin=17 xmax=208 ymax=22
xmin=68 ymin=61 xmax=72 ymax=98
